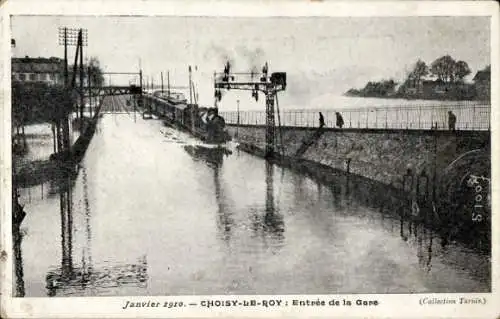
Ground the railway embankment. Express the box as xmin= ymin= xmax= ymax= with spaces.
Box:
xmin=228 ymin=125 xmax=489 ymax=190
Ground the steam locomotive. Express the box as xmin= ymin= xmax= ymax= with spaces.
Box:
xmin=140 ymin=91 xmax=231 ymax=144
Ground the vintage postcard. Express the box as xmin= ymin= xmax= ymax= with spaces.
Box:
xmin=0 ymin=0 xmax=498 ymax=318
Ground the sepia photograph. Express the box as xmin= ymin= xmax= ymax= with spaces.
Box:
xmin=1 ymin=1 xmax=498 ymax=318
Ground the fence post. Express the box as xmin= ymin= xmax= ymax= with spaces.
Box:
xmin=418 ymin=106 xmax=421 ymax=129
xmin=406 ymin=109 xmax=409 ymax=129
xmin=472 ymin=104 xmax=476 ymax=130
xmin=488 ymin=106 xmax=490 ymax=130
xmin=430 ymin=109 xmax=434 ymax=129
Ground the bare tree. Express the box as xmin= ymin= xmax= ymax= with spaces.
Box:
xmin=454 ymin=60 xmax=471 ymax=82
xmin=407 ymin=59 xmax=429 ymax=92
xmin=430 ymin=55 xmax=456 ymax=83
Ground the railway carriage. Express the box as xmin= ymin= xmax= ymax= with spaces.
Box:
xmin=144 ymin=91 xmax=230 ymax=144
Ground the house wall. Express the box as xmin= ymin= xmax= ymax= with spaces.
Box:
xmin=12 ymin=72 xmax=61 ymax=86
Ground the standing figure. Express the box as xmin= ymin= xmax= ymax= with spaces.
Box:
xmin=318 ymin=112 xmax=325 ymax=128
xmin=335 ymin=112 xmax=344 ymax=128
xmin=448 ymin=111 xmax=456 ymax=131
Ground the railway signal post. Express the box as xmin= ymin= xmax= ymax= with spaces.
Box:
xmin=214 ymin=62 xmax=286 ymax=158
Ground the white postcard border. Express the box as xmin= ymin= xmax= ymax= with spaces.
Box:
xmin=1 ymin=1 xmax=499 ymax=318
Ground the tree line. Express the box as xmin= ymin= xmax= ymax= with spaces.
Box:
xmin=12 ymin=57 xmax=105 ymax=155
xmin=345 ymin=55 xmax=491 ymax=101
xmin=67 ymin=57 xmax=105 ymax=88
xmin=12 ymin=57 xmax=104 ymax=127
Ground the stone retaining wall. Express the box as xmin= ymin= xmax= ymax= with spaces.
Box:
xmin=227 ymin=125 xmax=490 ymax=191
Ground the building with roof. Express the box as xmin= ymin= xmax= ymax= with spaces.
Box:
xmin=473 ymin=66 xmax=490 ymax=100
xmin=12 ymin=56 xmax=64 ymax=86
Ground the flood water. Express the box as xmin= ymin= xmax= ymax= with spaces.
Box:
xmin=14 ymin=97 xmax=490 ymax=297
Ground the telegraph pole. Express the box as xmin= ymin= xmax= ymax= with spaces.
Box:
xmin=58 ymin=27 xmax=87 ymax=152
xmin=214 ymin=62 xmax=286 ymax=158
xmin=139 ymin=69 xmax=143 ymax=114
xmin=60 ymin=27 xmax=87 ymax=116
xmin=167 ymin=71 xmax=170 ymax=97
xmin=189 ymin=66 xmax=195 ymax=134
xmin=57 ymin=26 xmax=87 ymax=281
xmin=161 ymin=72 xmax=164 ymax=94
xmin=88 ymin=66 xmax=92 ymax=118
xmin=64 ymin=28 xmax=68 ymax=87
xmin=189 ymin=66 xmax=193 ymax=104
xmin=79 ymin=30 xmax=84 ymax=119
xmin=236 ymin=99 xmax=240 ymax=139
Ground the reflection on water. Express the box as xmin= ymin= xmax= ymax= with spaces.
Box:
xmin=401 ymin=219 xmax=434 ymax=273
xmin=45 ymin=257 xmax=148 ymax=297
xmin=214 ymin=165 xmax=233 ymax=243
xmin=59 ymin=169 xmax=74 ymax=280
xmin=45 ymin=164 xmax=149 ymax=296
xmin=183 ymin=146 xmax=285 ymax=248
xmin=16 ymin=113 xmax=490 ymax=296
xmin=182 ymin=145 xmax=236 ymax=242
xmin=182 ymin=145 xmax=231 ymax=168
xmin=260 ymin=162 xmax=285 ymax=244
xmin=13 ymin=228 xmax=25 ymax=297
xmin=15 ymin=153 xmax=150 ymax=297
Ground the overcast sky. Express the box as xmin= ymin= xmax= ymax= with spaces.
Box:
xmin=11 ymin=15 xmax=490 ymax=109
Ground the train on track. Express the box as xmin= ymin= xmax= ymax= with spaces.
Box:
xmin=137 ymin=90 xmax=231 ymax=145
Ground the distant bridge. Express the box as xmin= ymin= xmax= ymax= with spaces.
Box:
xmin=85 ymin=85 xmax=141 ymax=97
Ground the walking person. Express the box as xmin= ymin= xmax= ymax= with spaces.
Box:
xmin=448 ymin=111 xmax=456 ymax=131
xmin=318 ymin=112 xmax=325 ymax=128
xmin=335 ymin=112 xmax=344 ymax=129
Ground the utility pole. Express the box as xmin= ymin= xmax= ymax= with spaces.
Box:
xmin=149 ymin=77 xmax=153 ymax=114
xmin=64 ymin=28 xmax=68 ymax=87
xmin=189 ymin=66 xmax=195 ymax=134
xmin=79 ymin=30 xmax=84 ymax=119
xmin=214 ymin=62 xmax=286 ymax=158
xmin=138 ymin=69 xmax=143 ymax=116
xmin=167 ymin=71 xmax=170 ymax=98
xmin=189 ymin=66 xmax=193 ymax=104
xmin=433 ymin=125 xmax=438 ymax=202
xmin=58 ymin=27 xmax=87 ymax=154
xmin=236 ymin=99 xmax=240 ymax=139
xmin=57 ymin=26 xmax=87 ymax=282
xmin=139 ymin=70 xmax=143 ymax=91
xmin=88 ymin=66 xmax=92 ymax=118
xmin=60 ymin=27 xmax=68 ymax=153
xmin=161 ymin=72 xmax=164 ymax=94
